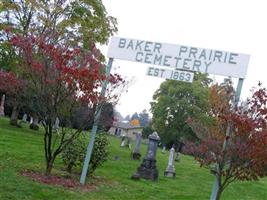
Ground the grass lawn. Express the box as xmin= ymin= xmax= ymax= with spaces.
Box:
xmin=0 ymin=117 xmax=266 ymax=200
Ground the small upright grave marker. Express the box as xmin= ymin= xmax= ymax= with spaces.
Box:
xmin=164 ymin=146 xmax=176 ymax=178
xmin=53 ymin=117 xmax=60 ymax=130
xmin=22 ymin=114 xmax=27 ymax=122
xmin=161 ymin=145 xmax=166 ymax=154
xmin=132 ymin=132 xmax=142 ymax=160
xmin=0 ymin=94 xmax=5 ymax=116
xmin=120 ymin=133 xmax=127 ymax=147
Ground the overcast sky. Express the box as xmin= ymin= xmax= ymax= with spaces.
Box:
xmin=102 ymin=0 xmax=267 ymax=117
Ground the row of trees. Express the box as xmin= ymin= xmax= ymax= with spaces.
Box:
xmin=0 ymin=0 xmax=125 ymax=174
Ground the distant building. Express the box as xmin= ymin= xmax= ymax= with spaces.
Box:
xmin=109 ymin=121 xmax=143 ymax=140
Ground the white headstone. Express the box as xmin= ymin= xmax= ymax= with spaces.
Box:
xmin=0 ymin=94 xmax=5 ymax=116
xmin=53 ymin=117 xmax=60 ymax=129
xmin=164 ymin=147 xmax=176 ymax=178
xmin=22 ymin=114 xmax=27 ymax=122
xmin=168 ymin=147 xmax=175 ymax=166
xmin=161 ymin=146 xmax=166 ymax=154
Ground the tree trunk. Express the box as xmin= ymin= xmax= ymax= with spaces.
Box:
xmin=10 ymin=105 xmax=19 ymax=126
xmin=215 ymin=189 xmax=223 ymax=200
xmin=210 ymin=174 xmax=223 ymax=200
xmin=45 ymin=157 xmax=55 ymax=175
xmin=44 ymin=124 xmax=54 ymax=175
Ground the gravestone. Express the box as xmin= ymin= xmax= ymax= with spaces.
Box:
xmin=120 ymin=133 xmax=126 ymax=147
xmin=29 ymin=117 xmax=33 ymax=124
xmin=127 ymin=137 xmax=132 ymax=149
xmin=113 ymin=155 xmax=120 ymax=160
xmin=0 ymin=94 xmax=5 ymax=116
xmin=53 ymin=117 xmax=60 ymax=130
xmin=175 ymin=152 xmax=181 ymax=162
xmin=164 ymin=146 xmax=176 ymax=177
xmin=19 ymin=113 xmax=28 ymax=125
xmin=161 ymin=145 xmax=166 ymax=154
xmin=30 ymin=117 xmax=39 ymax=130
xmin=175 ymin=141 xmax=185 ymax=162
xmin=132 ymin=132 xmax=142 ymax=160
xmin=131 ymin=132 xmax=160 ymax=181
xmin=22 ymin=114 xmax=27 ymax=122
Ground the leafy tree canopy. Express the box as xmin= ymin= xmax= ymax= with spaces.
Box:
xmin=150 ymin=73 xmax=212 ymax=147
xmin=0 ymin=0 xmax=118 ymax=125
xmin=0 ymin=0 xmax=117 ymax=47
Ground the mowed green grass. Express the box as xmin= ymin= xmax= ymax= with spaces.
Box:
xmin=0 ymin=117 xmax=266 ymax=200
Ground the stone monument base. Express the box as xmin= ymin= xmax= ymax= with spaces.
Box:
xmin=164 ymin=170 xmax=176 ymax=178
xmin=29 ymin=123 xmax=39 ymax=130
xmin=164 ymin=165 xmax=176 ymax=178
xmin=131 ymin=158 xmax=159 ymax=181
xmin=132 ymin=152 xmax=141 ymax=160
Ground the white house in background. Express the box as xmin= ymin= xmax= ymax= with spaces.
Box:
xmin=109 ymin=121 xmax=143 ymax=140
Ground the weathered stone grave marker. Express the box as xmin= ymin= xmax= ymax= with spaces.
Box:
xmin=132 ymin=132 xmax=142 ymax=160
xmin=131 ymin=132 xmax=160 ymax=181
xmin=164 ymin=146 xmax=176 ymax=178
xmin=0 ymin=94 xmax=5 ymax=116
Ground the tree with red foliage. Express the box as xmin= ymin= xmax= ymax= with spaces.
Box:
xmin=1 ymin=0 xmax=119 ymax=127
xmin=185 ymin=82 xmax=267 ymax=200
xmin=10 ymin=33 xmax=124 ymax=174
xmin=0 ymin=70 xmax=25 ymax=125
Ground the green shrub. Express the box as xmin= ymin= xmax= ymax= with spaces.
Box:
xmin=88 ymin=132 xmax=109 ymax=177
xmin=62 ymin=135 xmax=86 ymax=173
xmin=61 ymin=132 xmax=109 ymax=177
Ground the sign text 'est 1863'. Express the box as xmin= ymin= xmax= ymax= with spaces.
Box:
xmin=147 ymin=67 xmax=194 ymax=83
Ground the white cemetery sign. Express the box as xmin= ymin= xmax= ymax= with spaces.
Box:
xmin=107 ymin=37 xmax=250 ymax=78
